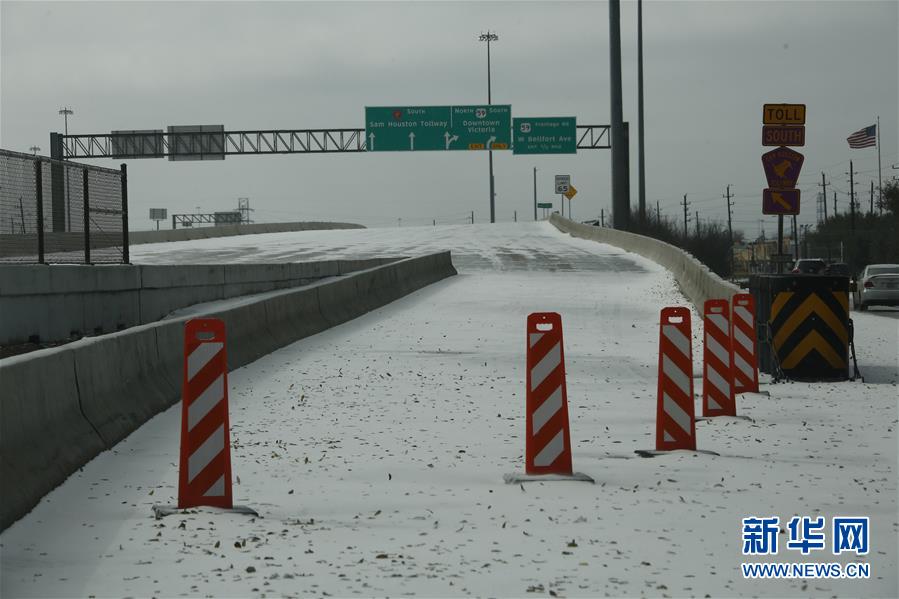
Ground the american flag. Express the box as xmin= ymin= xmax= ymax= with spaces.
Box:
xmin=847 ymin=124 xmax=876 ymax=149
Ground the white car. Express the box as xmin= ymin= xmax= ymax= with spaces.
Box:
xmin=854 ymin=264 xmax=899 ymax=311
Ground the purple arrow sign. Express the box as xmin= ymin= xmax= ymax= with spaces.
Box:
xmin=763 ymin=188 xmax=800 ymax=215
xmin=761 ymin=146 xmax=804 ymax=188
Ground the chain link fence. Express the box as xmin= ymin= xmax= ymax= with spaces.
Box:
xmin=0 ymin=149 xmax=129 ymax=263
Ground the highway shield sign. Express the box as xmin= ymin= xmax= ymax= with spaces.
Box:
xmin=762 ymin=147 xmax=804 ymax=188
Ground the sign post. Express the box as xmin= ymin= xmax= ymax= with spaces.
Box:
xmin=555 ymin=175 xmax=571 ymax=219
xmin=761 ymin=103 xmax=805 ymax=273
xmin=149 ymin=208 xmax=167 ymax=231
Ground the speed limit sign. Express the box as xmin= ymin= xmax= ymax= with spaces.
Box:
xmin=555 ymin=175 xmax=571 ymax=194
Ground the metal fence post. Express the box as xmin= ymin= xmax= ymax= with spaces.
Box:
xmin=35 ymin=159 xmax=45 ymax=264
xmin=120 ymin=163 xmax=129 ymax=263
xmin=82 ymin=168 xmax=91 ymax=264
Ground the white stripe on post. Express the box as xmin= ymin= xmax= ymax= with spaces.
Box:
xmin=529 ymin=333 xmax=544 ymax=348
xmin=204 ymin=475 xmax=225 ymax=497
xmin=662 ymin=355 xmax=691 ymax=398
xmin=735 ymin=354 xmax=754 ymax=379
xmin=662 ymin=325 xmax=690 ymax=358
xmin=188 ymin=424 xmax=225 ymax=482
xmin=530 ymin=343 xmax=561 ymax=391
xmin=733 ymin=327 xmax=753 ymax=352
xmin=187 ymin=342 xmax=223 ymax=380
xmin=707 ymin=313 xmax=728 ymax=335
xmin=663 ymin=392 xmax=691 ymax=435
xmin=188 ymin=374 xmax=224 ymax=431
xmin=707 ymin=366 xmax=730 ymax=399
xmin=532 ymin=386 xmax=563 ymax=435
xmin=734 ymin=305 xmax=752 ymax=326
xmin=707 ymin=334 xmax=730 ymax=366
xmin=533 ymin=430 xmax=565 ymax=467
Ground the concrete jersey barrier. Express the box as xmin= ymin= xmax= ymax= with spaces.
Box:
xmin=129 ymin=221 xmax=365 ymax=245
xmin=0 ymin=258 xmax=397 ymax=345
xmin=0 ymin=251 xmax=457 ymax=531
xmin=550 ymin=214 xmax=739 ymax=308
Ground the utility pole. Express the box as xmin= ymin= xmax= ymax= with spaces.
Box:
xmin=833 ymin=191 xmax=837 ymax=218
xmin=59 ymin=106 xmax=73 ymax=231
xmin=637 ymin=0 xmax=646 ymax=225
xmin=870 ymin=180 xmax=874 ymax=214
xmin=792 ymin=215 xmax=798 ymax=259
xmin=601 ymin=209 xmax=605 ymax=227
xmin=609 ymin=0 xmax=629 ymax=230
xmin=725 ymin=184 xmax=734 ymax=276
xmin=533 ymin=167 xmax=537 ymax=221
xmin=514 ymin=210 xmax=517 ymax=222
xmin=681 ymin=194 xmax=690 ymax=239
xmin=847 ymin=160 xmax=857 ymax=232
xmin=819 ymin=172 xmax=829 ymax=222
xmin=695 ymin=210 xmax=700 ymax=236
xmin=479 ymin=31 xmax=499 ymax=224
xmin=471 ymin=210 xmax=474 ymax=225
xmin=656 ymin=200 xmax=661 ymax=223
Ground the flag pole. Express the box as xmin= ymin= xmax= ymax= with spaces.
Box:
xmin=877 ymin=115 xmax=882 ymax=214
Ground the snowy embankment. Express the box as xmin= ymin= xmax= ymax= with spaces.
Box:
xmin=1 ymin=222 xmax=896 ymax=597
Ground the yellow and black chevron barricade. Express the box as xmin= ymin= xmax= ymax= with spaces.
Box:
xmin=751 ymin=274 xmax=850 ymax=382
xmin=768 ymin=280 xmax=850 ymax=381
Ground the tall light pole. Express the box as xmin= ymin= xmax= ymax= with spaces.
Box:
xmin=479 ymin=31 xmax=498 ymax=224
xmin=608 ymin=1 xmax=630 ymax=230
xmin=29 ymin=145 xmax=41 ymax=155
xmin=59 ymin=107 xmax=74 ymax=231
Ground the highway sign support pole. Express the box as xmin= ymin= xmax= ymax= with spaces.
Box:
xmin=637 ymin=0 xmax=646 ymax=225
xmin=533 ymin=167 xmax=537 ymax=221
xmin=609 ymin=0 xmax=629 ymax=231
xmin=777 ymin=215 xmax=784 ymax=274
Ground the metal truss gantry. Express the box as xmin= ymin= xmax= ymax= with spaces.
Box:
xmin=53 ymin=126 xmax=611 ymax=159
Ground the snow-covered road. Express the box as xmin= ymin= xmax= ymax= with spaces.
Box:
xmin=2 ymin=222 xmax=896 ymax=598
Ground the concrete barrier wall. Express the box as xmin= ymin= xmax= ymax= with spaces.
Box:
xmin=129 ymin=221 xmax=364 ymax=245
xmin=0 ymin=251 xmax=456 ymax=531
xmin=550 ymin=214 xmax=739 ymax=308
xmin=0 ymin=258 xmax=397 ymax=345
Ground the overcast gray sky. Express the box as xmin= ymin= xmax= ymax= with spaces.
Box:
xmin=2 ymin=0 xmax=897 ymax=235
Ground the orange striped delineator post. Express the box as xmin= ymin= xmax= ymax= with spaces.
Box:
xmin=730 ymin=293 xmax=759 ymax=394
xmin=636 ymin=306 xmax=704 ymax=457
xmin=152 ymin=318 xmax=256 ymax=519
xmin=179 ymin=318 xmax=234 ymax=509
xmin=702 ymin=299 xmax=736 ymax=417
xmin=504 ymin=312 xmax=592 ymax=483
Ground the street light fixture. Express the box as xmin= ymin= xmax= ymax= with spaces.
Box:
xmin=59 ymin=107 xmax=74 ymax=231
xmin=29 ymin=146 xmax=41 ymax=155
xmin=479 ymin=31 xmax=498 ymax=224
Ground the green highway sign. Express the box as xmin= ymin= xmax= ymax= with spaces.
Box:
xmin=512 ymin=117 xmax=576 ymax=155
xmin=537 ymin=202 xmax=553 ymax=209
xmin=365 ymin=105 xmax=512 ymax=152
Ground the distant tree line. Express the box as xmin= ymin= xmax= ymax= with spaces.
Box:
xmin=626 ymin=209 xmax=740 ymax=279
xmin=804 ymin=179 xmax=899 ymax=274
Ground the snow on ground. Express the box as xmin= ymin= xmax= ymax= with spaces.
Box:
xmin=1 ymin=222 xmax=896 ymax=598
